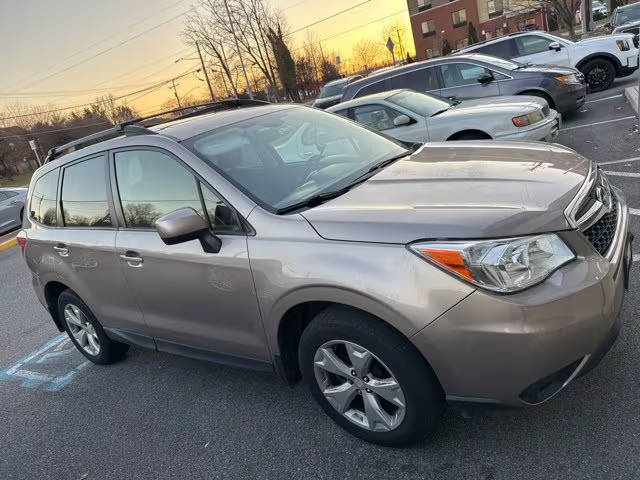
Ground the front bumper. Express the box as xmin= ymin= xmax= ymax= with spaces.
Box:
xmin=412 ymin=192 xmax=630 ymax=406
xmin=554 ymin=82 xmax=587 ymax=113
xmin=496 ymin=111 xmax=560 ymax=142
xmin=617 ymin=52 xmax=639 ymax=77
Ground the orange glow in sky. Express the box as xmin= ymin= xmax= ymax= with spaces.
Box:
xmin=0 ymin=0 xmax=413 ymax=121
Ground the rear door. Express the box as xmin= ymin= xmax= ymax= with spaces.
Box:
xmin=111 ymin=147 xmax=268 ymax=365
xmin=513 ymin=34 xmax=570 ymax=66
xmin=439 ymin=62 xmax=500 ymax=101
xmin=54 ymin=153 xmax=147 ymax=336
xmin=0 ymin=191 xmax=17 ymax=231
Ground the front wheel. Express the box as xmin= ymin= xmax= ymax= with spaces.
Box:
xmin=581 ymin=59 xmax=615 ymax=92
xmin=298 ymin=306 xmax=444 ymax=446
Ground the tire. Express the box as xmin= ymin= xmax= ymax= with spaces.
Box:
xmin=298 ymin=305 xmax=444 ymax=446
xmin=580 ymin=58 xmax=615 ymax=92
xmin=449 ymin=132 xmax=490 ymax=141
xmin=57 ymin=290 xmax=129 ymax=365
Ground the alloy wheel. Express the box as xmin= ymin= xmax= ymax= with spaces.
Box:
xmin=587 ymin=66 xmax=607 ymax=90
xmin=64 ymin=304 xmax=100 ymax=356
xmin=313 ymin=340 xmax=406 ymax=432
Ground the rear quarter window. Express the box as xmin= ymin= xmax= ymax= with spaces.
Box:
xmin=29 ymin=169 xmax=59 ymax=226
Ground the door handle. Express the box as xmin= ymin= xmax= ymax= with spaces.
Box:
xmin=119 ymin=251 xmax=144 ymax=267
xmin=53 ymin=244 xmax=69 ymax=257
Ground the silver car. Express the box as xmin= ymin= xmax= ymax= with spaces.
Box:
xmin=0 ymin=187 xmax=26 ymax=234
xmin=20 ymin=101 xmax=630 ymax=446
xmin=327 ymin=89 xmax=560 ymax=143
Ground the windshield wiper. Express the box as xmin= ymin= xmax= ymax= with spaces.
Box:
xmin=276 ymin=152 xmax=410 ymax=214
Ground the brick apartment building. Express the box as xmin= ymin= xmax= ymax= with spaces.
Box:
xmin=407 ymin=0 xmax=546 ymax=59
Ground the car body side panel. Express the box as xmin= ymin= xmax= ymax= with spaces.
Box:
xmin=244 ymin=208 xmax=475 ymax=356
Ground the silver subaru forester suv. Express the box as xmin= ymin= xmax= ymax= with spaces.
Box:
xmin=19 ymin=101 xmax=631 ymax=446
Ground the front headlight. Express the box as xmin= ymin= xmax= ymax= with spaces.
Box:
xmin=554 ymin=73 xmax=579 ymax=83
xmin=410 ymin=234 xmax=575 ymax=293
xmin=617 ymin=39 xmax=630 ymax=51
xmin=512 ymin=109 xmax=544 ymax=127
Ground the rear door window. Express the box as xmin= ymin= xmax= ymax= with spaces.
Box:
xmin=354 ymin=80 xmax=390 ymax=98
xmin=389 ymin=67 xmax=441 ymax=92
xmin=475 ymin=38 xmax=518 ymax=59
xmin=30 ymin=169 xmax=59 ymax=226
xmin=61 ymin=156 xmax=112 ymax=227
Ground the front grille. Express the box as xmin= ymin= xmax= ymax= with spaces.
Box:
xmin=583 ymin=200 xmax=618 ymax=256
xmin=542 ymin=104 xmax=550 ymax=117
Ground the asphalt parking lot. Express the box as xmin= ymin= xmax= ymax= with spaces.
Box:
xmin=2 ymin=77 xmax=640 ymax=480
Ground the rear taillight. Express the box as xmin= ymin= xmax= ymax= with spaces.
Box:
xmin=16 ymin=230 xmax=27 ymax=254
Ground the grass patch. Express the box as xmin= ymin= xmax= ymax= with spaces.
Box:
xmin=0 ymin=172 xmax=33 ymax=188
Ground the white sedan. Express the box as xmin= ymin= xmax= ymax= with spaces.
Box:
xmin=326 ymin=89 xmax=560 ymax=143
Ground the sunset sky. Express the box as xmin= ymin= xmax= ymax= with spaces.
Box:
xmin=0 ymin=0 xmax=413 ymax=120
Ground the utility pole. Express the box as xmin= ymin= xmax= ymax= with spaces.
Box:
xmin=223 ymin=0 xmax=253 ymax=99
xmin=170 ymin=79 xmax=182 ymax=108
xmin=196 ymin=42 xmax=216 ymax=102
xmin=395 ymin=28 xmax=405 ymax=59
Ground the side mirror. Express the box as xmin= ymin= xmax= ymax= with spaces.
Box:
xmin=155 ymin=207 xmax=222 ymax=254
xmin=393 ymin=114 xmax=412 ymax=127
xmin=548 ymin=41 xmax=562 ymax=52
xmin=477 ymin=72 xmax=494 ymax=85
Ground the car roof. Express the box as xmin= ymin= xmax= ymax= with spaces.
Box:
xmin=455 ymin=30 xmax=556 ymax=53
xmin=323 ymin=76 xmax=359 ymax=87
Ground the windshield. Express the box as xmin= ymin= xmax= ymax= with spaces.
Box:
xmin=388 ymin=90 xmax=453 ymax=117
xmin=184 ymin=107 xmax=408 ymax=213
xmin=318 ymin=80 xmax=348 ymax=98
xmin=467 ymin=54 xmax=522 ymax=70
xmin=615 ymin=4 xmax=640 ymax=25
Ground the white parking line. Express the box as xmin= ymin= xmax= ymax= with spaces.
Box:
xmin=585 ymin=94 xmax=623 ymax=104
xmin=630 ymin=208 xmax=640 ymax=216
xmin=602 ymin=170 xmax=640 ymax=178
xmin=561 ymin=116 xmax=636 ymax=132
xmin=634 ymin=254 xmax=640 ymax=263
xmin=599 ymin=156 xmax=640 ymax=166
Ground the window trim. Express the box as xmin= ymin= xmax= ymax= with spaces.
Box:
xmin=108 ymin=146 xmax=250 ymax=236
xmin=59 ymin=152 xmax=117 ymax=231
xmin=28 ymin=167 xmax=61 ymax=229
xmin=438 ymin=61 xmax=513 ymax=91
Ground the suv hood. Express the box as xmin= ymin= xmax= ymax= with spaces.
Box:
xmin=578 ymin=32 xmax=635 ymax=43
xmin=301 ymin=142 xmax=590 ymax=244
xmin=443 ymin=96 xmax=544 ymax=115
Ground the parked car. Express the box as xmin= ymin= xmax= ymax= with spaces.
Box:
xmin=341 ymin=53 xmax=587 ymax=114
xmin=0 ymin=187 xmax=26 ymax=234
xmin=312 ymin=75 xmax=363 ymax=109
xmin=593 ymin=0 xmax=609 ymax=17
xmin=328 ymin=89 xmax=559 ymax=143
xmin=456 ymin=30 xmax=638 ymax=92
xmin=613 ymin=20 xmax=640 ymax=48
xmin=20 ymin=100 xmax=631 ymax=446
xmin=610 ymin=2 xmax=640 ymax=30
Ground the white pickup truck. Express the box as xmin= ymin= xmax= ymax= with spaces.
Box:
xmin=457 ymin=31 xmax=638 ymax=92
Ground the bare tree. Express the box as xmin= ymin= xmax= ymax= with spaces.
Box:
xmin=509 ymin=0 xmax=579 ymax=39
xmin=351 ymin=38 xmax=384 ymax=72
xmin=381 ymin=20 xmax=410 ymax=62
xmin=267 ymin=22 xmax=299 ymax=101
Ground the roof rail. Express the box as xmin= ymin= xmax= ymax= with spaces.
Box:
xmin=43 ymin=98 xmax=270 ymax=164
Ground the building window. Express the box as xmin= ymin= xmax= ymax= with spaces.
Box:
xmin=455 ymin=38 xmax=469 ymax=50
xmin=417 ymin=0 xmax=431 ymax=11
xmin=452 ymin=9 xmax=467 ymax=28
xmin=487 ymin=0 xmax=503 ymax=17
xmin=421 ymin=20 xmax=436 ymax=37
xmin=425 ymin=48 xmax=440 ymax=58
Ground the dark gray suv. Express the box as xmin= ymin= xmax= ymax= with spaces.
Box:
xmin=341 ymin=53 xmax=587 ymax=114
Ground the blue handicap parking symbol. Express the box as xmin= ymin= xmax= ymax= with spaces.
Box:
xmin=0 ymin=334 xmax=90 ymax=391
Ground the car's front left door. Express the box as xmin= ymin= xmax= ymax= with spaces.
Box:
xmin=513 ymin=34 xmax=570 ymax=66
xmin=439 ymin=62 xmax=500 ymax=101
xmin=112 ymin=148 xmax=269 ymax=366
xmin=351 ymin=103 xmax=427 ymax=143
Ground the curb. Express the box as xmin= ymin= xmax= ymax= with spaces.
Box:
xmin=0 ymin=237 xmax=17 ymax=252
xmin=625 ymin=86 xmax=639 ymax=116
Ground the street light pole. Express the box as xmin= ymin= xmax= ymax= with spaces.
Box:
xmin=196 ymin=41 xmax=217 ymax=102
xmin=223 ymin=0 xmax=253 ymax=99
